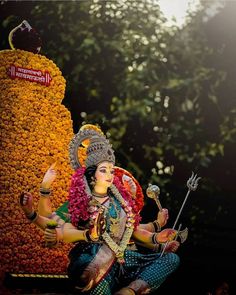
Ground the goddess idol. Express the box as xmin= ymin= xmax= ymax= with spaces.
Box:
xmin=20 ymin=124 xmax=180 ymax=294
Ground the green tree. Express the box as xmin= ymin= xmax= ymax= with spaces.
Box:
xmin=1 ymin=0 xmax=235 ymax=245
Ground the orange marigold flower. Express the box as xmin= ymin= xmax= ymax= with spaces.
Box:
xmin=0 ymin=49 xmax=74 ymax=275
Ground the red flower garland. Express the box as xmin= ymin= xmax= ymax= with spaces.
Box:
xmin=114 ymin=167 xmax=144 ymax=213
xmin=112 ymin=174 xmax=141 ymax=228
xmin=68 ymin=167 xmax=142 ymax=228
xmin=68 ymin=167 xmax=90 ymax=226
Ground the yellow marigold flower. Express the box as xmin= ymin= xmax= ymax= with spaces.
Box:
xmin=0 ymin=49 xmax=74 ymax=276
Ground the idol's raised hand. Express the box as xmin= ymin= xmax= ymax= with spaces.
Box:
xmin=19 ymin=191 xmax=34 ymax=216
xmin=41 ymin=162 xmax=57 ymax=189
xmin=122 ymin=174 xmax=137 ymax=196
xmin=157 ymin=208 xmax=169 ymax=227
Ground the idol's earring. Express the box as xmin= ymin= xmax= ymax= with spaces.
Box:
xmin=90 ymin=176 xmax=96 ymax=187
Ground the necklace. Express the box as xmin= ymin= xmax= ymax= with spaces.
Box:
xmin=92 ymin=191 xmax=107 ymax=198
xmin=101 ymin=184 xmax=135 ymax=264
xmin=86 ymin=184 xmax=135 ymax=264
xmin=107 ymin=195 xmax=121 ymax=239
xmin=90 ymin=194 xmax=121 ymax=238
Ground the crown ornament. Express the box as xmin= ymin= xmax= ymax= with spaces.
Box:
xmin=69 ymin=125 xmax=115 ymax=170
xmin=85 ymin=136 xmax=115 ymax=168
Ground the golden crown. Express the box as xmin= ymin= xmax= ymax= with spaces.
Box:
xmin=69 ymin=125 xmax=115 ymax=170
xmin=85 ymin=135 xmax=115 ymax=168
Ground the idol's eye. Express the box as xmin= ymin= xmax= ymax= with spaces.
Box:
xmin=99 ymin=169 xmax=106 ymax=173
xmin=110 ymin=170 xmax=114 ymax=175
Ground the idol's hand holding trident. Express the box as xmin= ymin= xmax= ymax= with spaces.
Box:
xmin=160 ymin=172 xmax=201 ymax=257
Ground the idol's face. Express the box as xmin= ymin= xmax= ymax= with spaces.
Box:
xmin=95 ymin=161 xmax=115 ymax=190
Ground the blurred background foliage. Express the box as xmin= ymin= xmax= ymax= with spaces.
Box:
xmin=1 ymin=0 xmax=236 ymax=286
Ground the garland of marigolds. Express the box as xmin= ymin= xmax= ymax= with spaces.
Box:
xmin=0 ymin=49 xmax=144 ymax=278
xmin=0 ymin=49 xmax=74 ymax=277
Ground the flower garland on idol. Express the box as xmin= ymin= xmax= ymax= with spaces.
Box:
xmin=68 ymin=167 xmax=141 ymax=263
xmin=114 ymin=167 xmax=144 ymax=213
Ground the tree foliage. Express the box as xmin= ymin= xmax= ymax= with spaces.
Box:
xmin=1 ymin=0 xmax=235 ymax=249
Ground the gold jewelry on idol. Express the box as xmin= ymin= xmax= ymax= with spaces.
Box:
xmin=92 ymin=191 xmax=107 ymax=198
xmin=69 ymin=124 xmax=115 ymax=170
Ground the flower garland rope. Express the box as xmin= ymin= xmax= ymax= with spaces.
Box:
xmin=102 ymin=184 xmax=135 ymax=264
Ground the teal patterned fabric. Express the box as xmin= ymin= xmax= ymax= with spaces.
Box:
xmin=68 ymin=243 xmax=180 ymax=294
xmin=68 ymin=242 xmax=102 ymax=286
xmin=58 ymin=198 xmax=180 ymax=293
xmin=122 ymin=250 xmax=180 ymax=291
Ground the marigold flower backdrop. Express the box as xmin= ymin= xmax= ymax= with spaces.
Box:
xmin=0 ymin=49 xmax=145 ymax=283
xmin=1 ymin=1 xmax=236 ymax=294
xmin=0 ymin=49 xmax=74 ymax=279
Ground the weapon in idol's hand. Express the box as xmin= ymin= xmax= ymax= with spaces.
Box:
xmin=160 ymin=172 xmax=201 ymax=257
xmin=146 ymin=184 xmax=162 ymax=211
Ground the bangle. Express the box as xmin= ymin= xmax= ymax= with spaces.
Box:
xmin=39 ymin=187 xmax=51 ymax=197
xmin=151 ymin=233 xmax=159 ymax=245
xmin=153 ymin=220 xmax=161 ymax=232
xmin=83 ymin=229 xmax=99 ymax=242
xmin=83 ymin=229 xmax=90 ymax=242
xmin=26 ymin=211 xmax=38 ymax=222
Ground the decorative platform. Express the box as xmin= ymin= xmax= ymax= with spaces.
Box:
xmin=3 ymin=273 xmax=74 ymax=294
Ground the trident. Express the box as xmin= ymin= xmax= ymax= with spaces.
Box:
xmin=160 ymin=172 xmax=201 ymax=257
xmin=146 ymin=184 xmax=189 ymax=247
